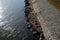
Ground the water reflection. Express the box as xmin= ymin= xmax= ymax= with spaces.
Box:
xmin=0 ymin=0 xmax=33 ymax=40
xmin=0 ymin=15 xmax=2 ymax=18
xmin=0 ymin=2 xmax=3 ymax=18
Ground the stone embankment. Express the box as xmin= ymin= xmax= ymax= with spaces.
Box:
xmin=24 ymin=0 xmax=45 ymax=40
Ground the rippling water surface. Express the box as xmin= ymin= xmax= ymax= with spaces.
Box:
xmin=0 ymin=0 xmax=33 ymax=40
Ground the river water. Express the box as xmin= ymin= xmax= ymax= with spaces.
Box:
xmin=0 ymin=0 xmax=33 ymax=40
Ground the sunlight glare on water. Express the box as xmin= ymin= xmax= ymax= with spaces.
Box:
xmin=0 ymin=0 xmax=33 ymax=40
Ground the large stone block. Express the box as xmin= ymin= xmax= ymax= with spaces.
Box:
xmin=31 ymin=0 xmax=60 ymax=40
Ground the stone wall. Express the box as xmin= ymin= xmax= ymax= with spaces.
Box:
xmin=31 ymin=0 xmax=60 ymax=40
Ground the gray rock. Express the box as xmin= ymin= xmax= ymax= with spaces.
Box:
xmin=31 ymin=0 xmax=60 ymax=40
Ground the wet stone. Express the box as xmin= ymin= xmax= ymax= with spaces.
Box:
xmin=25 ymin=0 xmax=45 ymax=40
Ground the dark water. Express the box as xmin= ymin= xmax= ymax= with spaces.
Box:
xmin=0 ymin=0 xmax=33 ymax=40
xmin=48 ymin=0 xmax=60 ymax=10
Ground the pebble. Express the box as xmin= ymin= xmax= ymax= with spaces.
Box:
xmin=25 ymin=0 xmax=45 ymax=40
xmin=26 ymin=22 xmax=30 ymax=25
xmin=28 ymin=25 xmax=31 ymax=28
xmin=30 ymin=28 xmax=33 ymax=32
xmin=32 ymin=31 xmax=37 ymax=34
